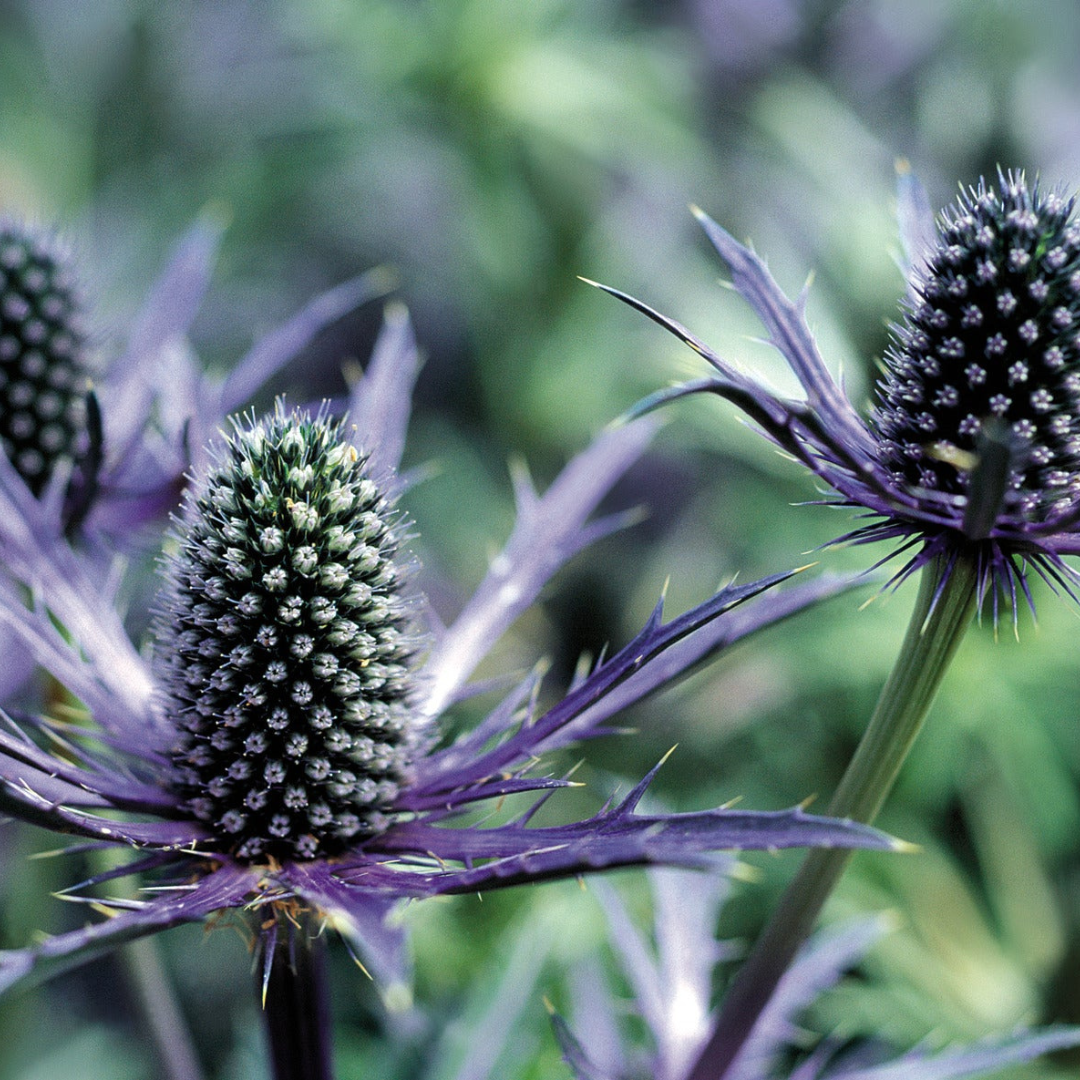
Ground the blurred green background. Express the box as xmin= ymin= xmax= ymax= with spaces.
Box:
xmin=1 ymin=0 xmax=1080 ymax=1077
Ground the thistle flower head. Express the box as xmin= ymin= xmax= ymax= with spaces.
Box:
xmin=0 ymin=220 xmax=88 ymax=495
xmin=874 ymin=173 xmax=1080 ymax=529
xmin=159 ymin=405 xmax=418 ymax=862
xmin=595 ymin=169 xmax=1080 ymax=616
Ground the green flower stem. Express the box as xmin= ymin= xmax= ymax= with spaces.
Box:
xmin=262 ymin=915 xmax=335 ymax=1080
xmin=687 ymin=552 xmax=979 ymax=1080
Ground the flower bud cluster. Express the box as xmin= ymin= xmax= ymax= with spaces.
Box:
xmin=0 ymin=221 xmax=88 ymax=494
xmin=159 ymin=408 xmax=417 ymax=862
xmin=874 ymin=175 xmax=1080 ymax=523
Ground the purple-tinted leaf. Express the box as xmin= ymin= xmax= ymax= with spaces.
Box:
xmin=365 ymin=773 xmax=899 ymax=897
xmin=552 ymin=1009 xmax=622 ymax=1080
xmin=410 ymin=668 xmax=545 ymax=797
xmin=652 ymin=869 xmax=738 ymax=1075
xmin=0 ymin=862 xmax=254 ymax=997
xmin=689 ymin=208 xmax=873 ymax=458
xmin=0 ymin=575 xmax=159 ymax=744
xmin=579 ymin=276 xmax=750 ymax=389
xmin=347 ymin=302 xmax=422 ymax=480
xmin=0 ymin=592 xmax=157 ymax=749
xmin=593 ymin=869 xmax=731 ymax=1080
xmin=729 ymin=916 xmax=893 ymax=1080
xmin=220 ymin=267 xmax=394 ymax=415
xmin=0 ymin=772 xmax=206 ymax=846
xmin=114 ymin=215 xmax=224 ymax=385
xmin=104 ymin=215 xmax=224 ymax=460
xmin=55 ymin=851 xmax=184 ymax=898
xmin=0 ymin=727 xmax=180 ymax=814
xmin=405 ymin=776 xmax=578 ymax=815
xmin=828 ymin=1027 xmax=1080 ymax=1080
xmin=566 ymin=960 xmax=629 ymax=1080
xmin=622 ymin=377 xmax=773 ymax=426
xmin=550 ymin=573 xmax=864 ymax=752
xmin=410 ymin=569 xmax=802 ymax=799
xmin=417 ymin=417 xmax=657 ymax=720
xmin=0 ymin=620 xmax=38 ymax=702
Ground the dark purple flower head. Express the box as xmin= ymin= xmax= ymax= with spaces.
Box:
xmin=593 ymin=170 xmax=1080 ymax=617
xmin=0 ymin=309 xmax=890 ymax=1000
xmin=874 ymin=173 xmax=1080 ymax=531
xmin=0 ymin=219 xmax=91 ymax=498
xmin=159 ymin=406 xmax=421 ymax=862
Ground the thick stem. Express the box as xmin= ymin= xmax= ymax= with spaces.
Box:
xmin=687 ymin=553 xmax=979 ymax=1080
xmin=261 ymin=915 xmax=335 ymax=1080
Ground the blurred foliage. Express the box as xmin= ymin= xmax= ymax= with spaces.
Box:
xmin=2 ymin=0 xmax=1080 ymax=1077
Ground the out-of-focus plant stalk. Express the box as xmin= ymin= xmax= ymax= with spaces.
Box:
xmin=120 ymin=936 xmax=206 ymax=1080
xmin=83 ymin=778 xmax=204 ymax=1080
xmin=687 ymin=553 xmax=979 ymax=1080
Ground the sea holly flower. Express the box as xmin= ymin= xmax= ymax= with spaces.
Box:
xmin=0 ymin=218 xmax=96 ymax=698
xmin=589 ymin=170 xmax=1080 ymax=1080
xmin=0 ymin=219 xmax=90 ymax=503
xmin=553 ymin=866 xmax=1080 ymax=1080
xmin=591 ymin=170 xmax=1080 ymax=616
xmin=158 ymin=404 xmax=421 ymax=863
xmin=0 ymin=314 xmax=891 ymax=1068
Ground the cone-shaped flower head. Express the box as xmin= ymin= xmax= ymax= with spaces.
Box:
xmin=0 ymin=221 xmax=88 ymax=495
xmin=874 ymin=174 xmax=1080 ymax=531
xmin=596 ymin=170 xmax=1080 ymax=612
xmin=158 ymin=405 xmax=418 ymax=862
